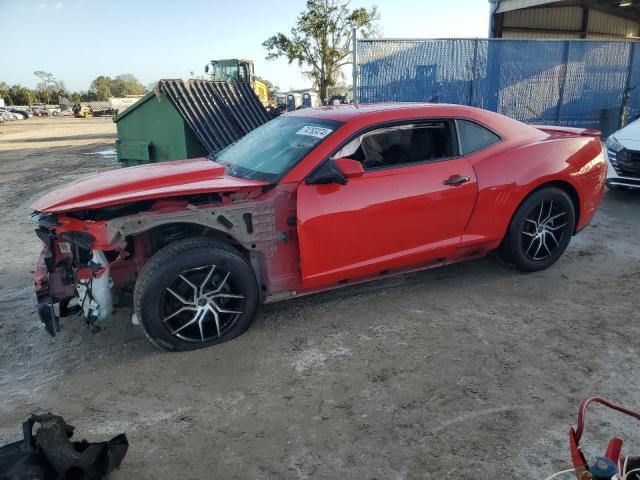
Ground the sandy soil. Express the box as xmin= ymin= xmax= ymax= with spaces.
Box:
xmin=0 ymin=117 xmax=639 ymax=479
xmin=0 ymin=116 xmax=118 ymax=151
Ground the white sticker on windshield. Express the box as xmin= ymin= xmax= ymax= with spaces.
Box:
xmin=296 ymin=126 xmax=333 ymax=139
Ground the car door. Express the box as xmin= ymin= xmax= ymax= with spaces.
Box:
xmin=296 ymin=120 xmax=479 ymax=290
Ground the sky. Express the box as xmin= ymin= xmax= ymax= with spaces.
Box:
xmin=0 ymin=0 xmax=491 ymax=92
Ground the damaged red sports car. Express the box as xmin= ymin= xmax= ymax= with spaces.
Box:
xmin=30 ymin=103 xmax=606 ymax=351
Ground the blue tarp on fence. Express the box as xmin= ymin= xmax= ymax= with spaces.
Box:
xmin=357 ymin=39 xmax=640 ymax=135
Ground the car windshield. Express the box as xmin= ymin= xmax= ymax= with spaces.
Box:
xmin=214 ymin=116 xmax=343 ymax=182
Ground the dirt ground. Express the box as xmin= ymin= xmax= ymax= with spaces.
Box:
xmin=0 ymin=116 xmax=639 ymax=479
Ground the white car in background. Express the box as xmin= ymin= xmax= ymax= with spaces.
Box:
xmin=605 ymin=119 xmax=640 ymax=190
xmin=0 ymin=108 xmax=23 ymax=121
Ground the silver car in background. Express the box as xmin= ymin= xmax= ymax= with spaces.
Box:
xmin=606 ymin=119 xmax=640 ymax=190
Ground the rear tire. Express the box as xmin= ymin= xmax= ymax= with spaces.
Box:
xmin=501 ymin=187 xmax=575 ymax=272
xmin=134 ymin=237 xmax=259 ymax=351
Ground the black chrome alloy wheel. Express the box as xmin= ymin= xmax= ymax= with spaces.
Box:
xmin=134 ymin=238 xmax=259 ymax=351
xmin=502 ymin=187 xmax=576 ymax=272
xmin=162 ymin=265 xmax=246 ymax=343
xmin=520 ymin=200 xmax=569 ymax=261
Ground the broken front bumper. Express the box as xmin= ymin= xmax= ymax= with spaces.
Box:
xmin=34 ymin=244 xmax=75 ymax=336
xmin=0 ymin=413 xmax=128 ymax=478
xmin=34 ymin=236 xmax=114 ymax=337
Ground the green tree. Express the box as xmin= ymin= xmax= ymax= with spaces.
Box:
xmin=0 ymin=82 xmax=9 ymax=104
xmin=68 ymin=91 xmax=80 ymax=103
xmin=50 ymin=80 xmax=68 ymax=104
xmin=81 ymin=90 xmax=100 ymax=102
xmin=111 ymin=74 xmax=146 ymax=97
xmin=89 ymin=75 xmax=113 ymax=100
xmin=7 ymin=84 xmax=36 ymax=105
xmin=34 ymin=70 xmax=57 ymax=104
xmin=263 ymin=0 xmax=378 ymax=100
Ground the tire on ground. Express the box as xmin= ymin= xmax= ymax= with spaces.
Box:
xmin=501 ymin=186 xmax=576 ymax=272
xmin=133 ymin=237 xmax=259 ymax=351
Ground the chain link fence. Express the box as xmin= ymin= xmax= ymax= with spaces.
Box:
xmin=357 ymin=38 xmax=640 ymax=135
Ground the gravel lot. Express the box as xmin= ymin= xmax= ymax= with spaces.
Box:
xmin=0 ymin=116 xmax=639 ymax=479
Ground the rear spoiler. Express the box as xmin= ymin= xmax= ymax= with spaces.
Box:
xmin=533 ymin=125 xmax=601 ymax=138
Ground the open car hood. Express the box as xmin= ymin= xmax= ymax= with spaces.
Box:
xmin=32 ymin=158 xmax=268 ymax=213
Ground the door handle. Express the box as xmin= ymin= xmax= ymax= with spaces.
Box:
xmin=443 ymin=175 xmax=470 ymax=186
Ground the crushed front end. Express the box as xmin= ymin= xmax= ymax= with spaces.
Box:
xmin=31 ymin=211 xmax=126 ymax=336
xmin=26 ymin=156 xmax=291 ymax=342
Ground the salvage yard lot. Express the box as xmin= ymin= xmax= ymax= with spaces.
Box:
xmin=0 ymin=117 xmax=639 ymax=479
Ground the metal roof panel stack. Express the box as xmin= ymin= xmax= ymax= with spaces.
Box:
xmin=157 ymin=79 xmax=270 ymax=153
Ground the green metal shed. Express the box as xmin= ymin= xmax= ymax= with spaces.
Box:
xmin=113 ymin=79 xmax=270 ymax=167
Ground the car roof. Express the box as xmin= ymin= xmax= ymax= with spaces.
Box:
xmin=285 ymin=102 xmax=488 ymax=122
xmin=285 ymin=102 xmax=545 ymax=143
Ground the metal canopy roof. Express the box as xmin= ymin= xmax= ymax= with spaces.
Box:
xmin=492 ymin=0 xmax=561 ymax=13
xmin=491 ymin=0 xmax=640 ymax=21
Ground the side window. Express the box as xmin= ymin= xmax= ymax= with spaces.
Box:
xmin=332 ymin=121 xmax=457 ymax=170
xmin=238 ymin=64 xmax=248 ymax=82
xmin=457 ymin=119 xmax=500 ymax=155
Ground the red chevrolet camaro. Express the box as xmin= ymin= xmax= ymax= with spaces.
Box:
xmin=31 ymin=103 xmax=606 ymax=351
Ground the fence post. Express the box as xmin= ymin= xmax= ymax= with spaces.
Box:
xmin=352 ymin=28 xmax=358 ymax=103
xmin=620 ymin=42 xmax=636 ymax=129
xmin=555 ymin=41 xmax=570 ymax=125
xmin=485 ymin=39 xmax=500 ymax=112
xmin=469 ymin=38 xmax=479 ymax=106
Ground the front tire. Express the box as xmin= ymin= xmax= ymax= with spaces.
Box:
xmin=501 ymin=187 xmax=575 ymax=272
xmin=134 ymin=238 xmax=259 ymax=351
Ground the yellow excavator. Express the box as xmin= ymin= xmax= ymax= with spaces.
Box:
xmin=205 ymin=59 xmax=270 ymax=107
xmin=72 ymin=103 xmax=92 ymax=118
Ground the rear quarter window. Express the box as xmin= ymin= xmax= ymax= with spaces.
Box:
xmin=457 ymin=119 xmax=500 ymax=155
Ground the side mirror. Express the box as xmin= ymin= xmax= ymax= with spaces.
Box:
xmin=306 ymin=158 xmax=364 ymax=185
xmin=306 ymin=159 xmax=346 ymax=185
xmin=334 ymin=158 xmax=364 ymax=179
